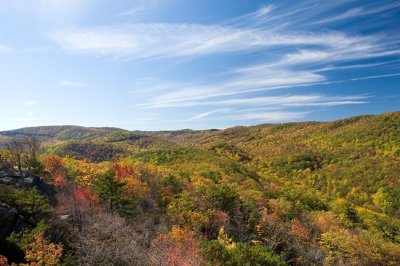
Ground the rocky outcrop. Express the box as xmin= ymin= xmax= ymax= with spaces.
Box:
xmin=0 ymin=203 xmax=27 ymax=263
xmin=0 ymin=169 xmax=55 ymax=203
xmin=0 ymin=203 xmax=27 ymax=239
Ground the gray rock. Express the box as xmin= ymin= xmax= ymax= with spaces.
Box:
xmin=0 ymin=177 xmax=13 ymax=185
xmin=0 ymin=170 xmax=55 ymax=204
xmin=0 ymin=203 xmax=27 ymax=239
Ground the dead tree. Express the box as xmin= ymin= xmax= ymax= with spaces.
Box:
xmin=24 ymin=136 xmax=41 ymax=172
xmin=5 ymin=137 xmax=25 ymax=176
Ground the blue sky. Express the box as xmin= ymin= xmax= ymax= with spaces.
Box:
xmin=0 ymin=0 xmax=399 ymax=130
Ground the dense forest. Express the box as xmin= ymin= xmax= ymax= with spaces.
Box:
xmin=0 ymin=111 xmax=399 ymax=265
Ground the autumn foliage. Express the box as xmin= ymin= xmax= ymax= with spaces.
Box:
xmin=1 ymin=113 xmax=400 ymax=265
xmin=24 ymin=233 xmax=63 ymax=266
xmin=150 ymin=226 xmax=203 ymax=266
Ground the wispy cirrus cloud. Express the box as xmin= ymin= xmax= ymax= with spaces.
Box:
xmin=232 ymin=111 xmax=307 ymax=122
xmin=350 ymin=73 xmax=400 ymax=81
xmin=188 ymin=108 xmax=230 ymax=121
xmin=140 ymin=70 xmax=325 ymax=108
xmin=221 ymin=95 xmax=369 ymax=107
xmin=0 ymin=0 xmax=91 ymax=25
xmin=48 ymin=0 xmax=400 ymax=62
xmin=313 ymin=1 xmax=400 ymax=25
xmin=0 ymin=44 xmax=12 ymax=53
xmin=59 ymin=80 xmax=87 ymax=87
xmin=142 ymin=93 xmax=369 ymax=109
xmin=50 ymin=24 xmax=373 ymax=60
xmin=24 ymin=100 xmax=39 ymax=107
xmin=313 ymin=7 xmax=365 ymax=25
xmin=117 ymin=7 xmax=146 ymax=17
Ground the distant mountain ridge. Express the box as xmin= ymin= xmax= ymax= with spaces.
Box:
xmin=0 ymin=112 xmax=399 ymax=158
xmin=0 ymin=125 xmax=127 ymax=141
xmin=0 ymin=113 xmax=385 ymax=142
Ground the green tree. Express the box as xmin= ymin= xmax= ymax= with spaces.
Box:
xmin=167 ymin=192 xmax=209 ymax=231
xmin=372 ymin=186 xmax=400 ymax=218
xmin=202 ymin=240 xmax=287 ymax=266
xmin=10 ymin=187 xmax=52 ymax=221
xmin=93 ymin=169 xmax=132 ymax=214
xmin=7 ymin=220 xmax=49 ymax=252
xmin=205 ymin=184 xmax=239 ymax=214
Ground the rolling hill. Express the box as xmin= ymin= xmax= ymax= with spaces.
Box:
xmin=0 ymin=111 xmax=399 ymax=265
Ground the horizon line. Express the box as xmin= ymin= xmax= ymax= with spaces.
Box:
xmin=0 ymin=110 xmax=398 ymax=133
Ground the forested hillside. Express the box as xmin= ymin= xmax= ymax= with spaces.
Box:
xmin=0 ymin=111 xmax=399 ymax=265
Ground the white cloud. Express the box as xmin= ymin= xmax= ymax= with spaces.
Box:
xmin=315 ymin=62 xmax=389 ymax=72
xmin=24 ymin=100 xmax=39 ymax=107
xmin=218 ymin=95 xmax=321 ymax=106
xmin=253 ymin=5 xmax=274 ymax=18
xmin=350 ymin=73 xmax=400 ymax=81
xmin=59 ymin=80 xmax=87 ymax=87
xmin=232 ymin=4 xmax=275 ymax=25
xmin=281 ymin=50 xmax=331 ymax=65
xmin=313 ymin=7 xmax=365 ymax=25
xmin=118 ymin=7 xmax=145 ymax=17
xmin=142 ymin=93 xmax=369 ymax=109
xmin=188 ymin=109 xmax=230 ymax=121
xmin=130 ymin=82 xmax=193 ymax=94
xmin=232 ymin=111 xmax=307 ymax=121
xmin=50 ymin=23 xmax=365 ymax=60
xmin=0 ymin=0 xmax=90 ymax=25
xmin=141 ymin=70 xmax=325 ymax=108
xmin=235 ymin=41 xmax=393 ymax=75
xmin=0 ymin=44 xmax=12 ymax=53
xmin=223 ymin=95 xmax=369 ymax=107
xmin=314 ymin=2 xmax=400 ymax=25
xmin=285 ymin=100 xmax=367 ymax=107
xmin=37 ymin=0 xmax=89 ymax=18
